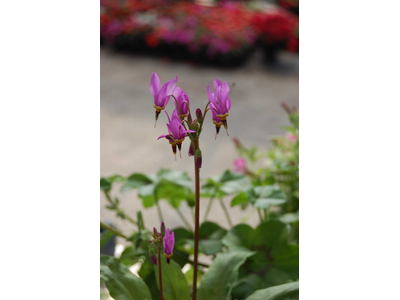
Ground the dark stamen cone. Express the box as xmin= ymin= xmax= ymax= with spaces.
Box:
xmin=222 ymin=120 xmax=229 ymax=136
xmin=177 ymin=143 xmax=182 ymax=158
xmin=155 ymin=111 xmax=161 ymax=128
xmin=215 ymin=126 xmax=221 ymax=140
xmin=167 ymin=258 xmax=171 ymax=264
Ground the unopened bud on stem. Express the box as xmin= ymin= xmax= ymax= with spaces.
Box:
xmin=196 ymin=108 xmax=203 ymax=124
xmin=195 ymin=148 xmax=202 ymax=169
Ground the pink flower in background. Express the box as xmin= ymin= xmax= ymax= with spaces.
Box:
xmin=234 ymin=157 xmax=246 ymax=174
xmin=287 ymin=133 xmax=296 ymax=143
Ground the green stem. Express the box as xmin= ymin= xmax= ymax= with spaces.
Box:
xmin=257 ymin=209 xmax=263 ymax=224
xmin=156 ymin=200 xmax=164 ymax=223
xmin=103 ymin=191 xmax=139 ymax=227
xmin=263 ymin=209 xmax=268 ymax=221
xmin=175 ymin=208 xmax=193 ymax=231
xmin=218 ymin=198 xmax=233 ymax=227
xmin=100 ymin=221 xmax=127 ymax=239
xmin=203 ymin=196 xmax=215 ymax=221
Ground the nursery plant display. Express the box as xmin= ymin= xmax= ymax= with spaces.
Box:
xmin=100 ymin=0 xmax=299 ymax=64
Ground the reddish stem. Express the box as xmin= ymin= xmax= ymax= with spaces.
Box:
xmin=158 ymin=249 xmax=163 ymax=300
xmin=192 ymin=139 xmax=200 ymax=300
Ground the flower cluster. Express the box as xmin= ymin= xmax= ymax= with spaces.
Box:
xmin=149 ymin=222 xmax=175 ymax=265
xmin=150 ymin=72 xmax=231 ymax=162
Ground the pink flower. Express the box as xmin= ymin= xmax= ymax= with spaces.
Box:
xmin=163 ymin=228 xmax=175 ymax=264
xmin=150 ymin=72 xmax=178 ymax=127
xmin=287 ymin=133 xmax=296 ymax=143
xmin=234 ymin=157 xmax=246 ymax=174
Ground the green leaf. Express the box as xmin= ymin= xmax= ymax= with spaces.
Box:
xmin=199 ymin=240 xmax=224 ymax=255
xmin=231 ymin=192 xmax=248 ymax=207
xmin=100 ymin=230 xmax=115 ymax=251
xmin=222 ymin=224 xmax=256 ymax=250
xmin=100 ymin=255 xmax=153 ymax=300
xmin=109 ymin=174 xmax=125 ymax=183
xmin=119 ymin=246 xmax=144 ymax=267
xmin=254 ymin=198 xmax=286 ymax=209
xmin=156 ymin=180 xmax=187 ymax=208
xmin=219 ymin=170 xmax=245 ymax=182
xmin=154 ymin=256 xmax=190 ymax=300
xmin=232 ymin=274 xmax=265 ymax=300
xmin=100 ymin=177 xmax=111 ymax=191
xmin=138 ymin=184 xmax=156 ymax=208
xmin=121 ymin=173 xmax=153 ymax=192
xmin=197 ymin=250 xmax=255 ymax=300
xmin=279 ymin=211 xmax=299 ymax=223
xmin=254 ymin=221 xmax=290 ymax=248
xmin=157 ymin=169 xmax=193 ymax=189
xmin=245 ymin=282 xmax=299 ymax=300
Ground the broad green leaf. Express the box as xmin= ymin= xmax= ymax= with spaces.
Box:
xmin=197 ymin=250 xmax=255 ymax=300
xmin=222 ymin=224 xmax=256 ymax=250
xmin=254 ymin=221 xmax=290 ymax=248
xmin=279 ymin=211 xmax=299 ymax=223
xmin=156 ymin=180 xmax=187 ymax=208
xmin=119 ymin=246 xmax=145 ymax=267
xmin=100 ymin=177 xmax=111 ymax=191
xmin=157 ymin=169 xmax=193 ymax=189
xmin=199 ymin=240 xmax=224 ymax=255
xmin=173 ymin=227 xmax=193 ymax=244
xmin=219 ymin=170 xmax=245 ymax=182
xmin=231 ymin=192 xmax=248 ymax=207
xmin=199 ymin=222 xmax=226 ymax=239
xmin=138 ymin=184 xmax=156 ymax=208
xmin=220 ymin=177 xmax=249 ymax=194
xmin=154 ymin=256 xmax=190 ymax=300
xmin=121 ymin=173 xmax=153 ymax=192
xmin=245 ymin=281 xmax=299 ymax=300
xmin=232 ymin=274 xmax=265 ymax=300
xmin=254 ymin=198 xmax=286 ymax=209
xmin=109 ymin=174 xmax=125 ymax=183
xmin=139 ymin=259 xmax=159 ymax=300
xmin=100 ymin=255 xmax=153 ymax=300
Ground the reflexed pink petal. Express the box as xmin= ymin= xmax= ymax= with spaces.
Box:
xmin=226 ymin=96 xmax=232 ymax=112
xmin=158 ymin=134 xmax=169 ymax=140
xmin=150 ymin=72 xmax=161 ymax=97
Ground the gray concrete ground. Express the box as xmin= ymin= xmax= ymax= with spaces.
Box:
xmin=100 ymin=46 xmax=299 ymax=247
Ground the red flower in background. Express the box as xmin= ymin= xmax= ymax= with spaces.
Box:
xmin=145 ymin=34 xmax=159 ymax=48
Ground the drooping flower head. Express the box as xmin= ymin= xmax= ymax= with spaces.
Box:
xmin=207 ymin=79 xmax=231 ymax=136
xmin=172 ymin=87 xmax=190 ymax=119
xmin=163 ymin=228 xmax=175 ymax=264
xmin=158 ymin=110 xmax=195 ymax=160
xmin=150 ymin=72 xmax=178 ymax=127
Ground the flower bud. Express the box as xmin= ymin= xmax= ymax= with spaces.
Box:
xmin=149 ymin=248 xmax=157 ymax=265
xmin=188 ymin=141 xmax=194 ymax=157
xmin=189 ymin=120 xmax=199 ymax=131
xmin=196 ymin=108 xmax=203 ymax=124
xmin=160 ymin=222 xmax=165 ymax=237
xmin=153 ymin=227 xmax=158 ymax=238
xmin=195 ymin=148 xmax=202 ymax=169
